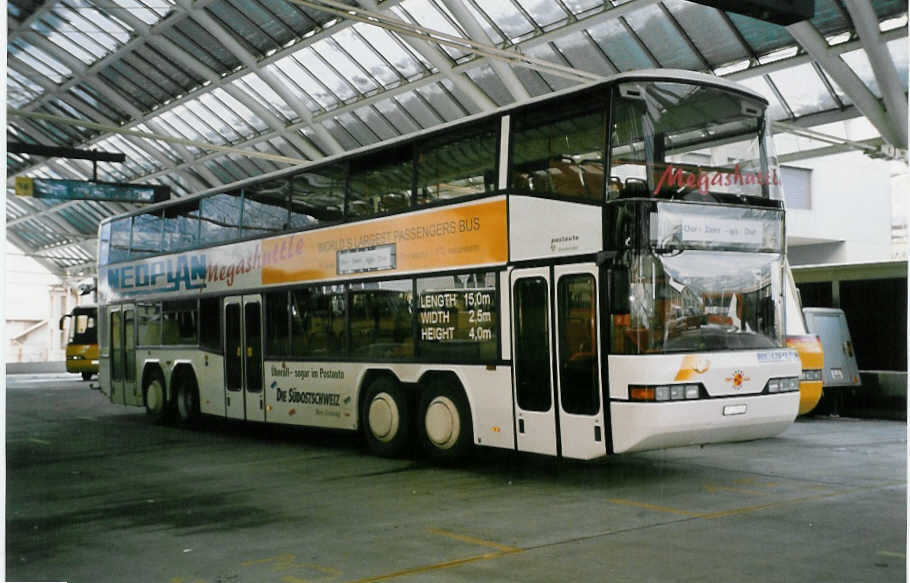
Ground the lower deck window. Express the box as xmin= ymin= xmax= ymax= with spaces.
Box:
xmin=349 ymin=280 xmax=413 ymax=358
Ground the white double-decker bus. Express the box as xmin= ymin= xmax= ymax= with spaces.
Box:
xmin=96 ymin=69 xmax=800 ymax=461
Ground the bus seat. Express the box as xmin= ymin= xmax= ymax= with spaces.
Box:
xmin=608 ymin=177 xmax=623 ymax=199
xmin=347 ymin=200 xmax=372 ymax=217
xmin=580 ymin=160 xmax=604 ymax=200
xmin=623 ymin=178 xmax=650 ymax=197
xmin=548 ymin=157 xmax=587 ymax=198
xmin=381 ymin=192 xmax=409 ymax=212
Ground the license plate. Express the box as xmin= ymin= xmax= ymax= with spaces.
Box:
xmin=723 ymin=404 xmax=748 ymax=416
xmin=830 ymin=368 xmax=844 ymax=380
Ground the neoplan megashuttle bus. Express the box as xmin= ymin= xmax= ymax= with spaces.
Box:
xmin=96 ymin=70 xmax=800 ymax=460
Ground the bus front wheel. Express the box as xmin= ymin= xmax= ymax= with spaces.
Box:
xmin=418 ymin=379 xmax=473 ymax=462
xmin=81 ymin=372 xmax=93 ymax=381
xmin=175 ymin=371 xmax=201 ymax=427
xmin=361 ymin=377 xmax=411 ymax=457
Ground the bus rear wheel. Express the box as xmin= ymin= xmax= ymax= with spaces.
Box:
xmin=175 ymin=372 xmax=201 ymax=427
xmin=361 ymin=377 xmax=411 ymax=457
xmin=81 ymin=372 xmax=93 ymax=381
xmin=143 ymin=375 xmax=170 ymax=424
xmin=418 ymin=379 xmax=473 ymax=462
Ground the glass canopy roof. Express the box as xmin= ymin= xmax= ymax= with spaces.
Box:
xmin=5 ymin=0 xmax=908 ymax=273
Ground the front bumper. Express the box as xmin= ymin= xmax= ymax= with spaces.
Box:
xmin=611 ymin=391 xmax=799 ymax=453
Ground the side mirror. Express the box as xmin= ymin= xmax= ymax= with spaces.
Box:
xmin=58 ymin=316 xmax=66 ymax=331
xmin=608 ymin=268 xmax=630 ymax=315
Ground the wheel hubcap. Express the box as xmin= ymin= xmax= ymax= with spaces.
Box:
xmin=368 ymin=393 xmax=399 ymax=442
xmin=425 ymin=396 xmax=459 ymax=449
xmin=147 ymin=381 xmax=163 ymax=413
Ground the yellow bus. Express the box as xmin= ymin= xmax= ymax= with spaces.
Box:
xmin=60 ymin=305 xmax=99 ymax=381
xmin=96 ymin=69 xmax=800 ymax=460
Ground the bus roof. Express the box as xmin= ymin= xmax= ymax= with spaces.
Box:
xmin=100 ymin=69 xmax=768 ymax=226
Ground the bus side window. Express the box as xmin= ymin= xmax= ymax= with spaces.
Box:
xmin=291 ymin=286 xmax=346 ymax=357
xmin=348 ymin=146 xmax=413 ymax=218
xmin=162 ymin=300 xmax=197 ymax=345
xmin=265 ymin=291 xmax=290 ymax=356
xmin=416 ymin=122 xmax=497 ymax=205
xmin=137 ymin=302 xmax=162 ymax=346
xmin=199 ymin=297 xmax=222 ymax=352
xmin=349 ymin=280 xmax=413 ymax=359
xmin=511 ymin=97 xmax=607 ymax=201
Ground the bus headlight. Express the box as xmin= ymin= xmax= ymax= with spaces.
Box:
xmin=799 ymin=369 xmax=823 ymax=382
xmin=630 ymin=384 xmax=704 ymax=402
xmin=765 ymin=377 xmax=799 ymax=393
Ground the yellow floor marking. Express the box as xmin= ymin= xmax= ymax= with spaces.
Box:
xmin=339 ymin=529 xmax=522 ymax=583
xmin=241 ymin=553 xmax=296 ymax=567
xmin=426 ymin=528 xmax=521 ymax=552
xmin=606 ymin=498 xmax=700 ymax=517
xmin=343 ymin=550 xmax=516 ymax=583
xmin=877 ymin=551 xmax=906 ymax=559
xmin=704 ymin=484 xmax=767 ymax=496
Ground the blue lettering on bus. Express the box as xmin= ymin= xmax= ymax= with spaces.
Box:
xmin=106 ymin=254 xmax=207 ymax=295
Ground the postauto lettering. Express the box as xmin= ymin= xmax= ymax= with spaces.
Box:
xmin=107 ymin=254 xmax=206 ymax=295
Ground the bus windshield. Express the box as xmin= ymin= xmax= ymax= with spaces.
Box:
xmin=611 ymin=201 xmax=785 ymax=354
xmin=610 ymin=81 xmax=780 ymax=200
xmin=68 ymin=308 xmax=98 ymax=345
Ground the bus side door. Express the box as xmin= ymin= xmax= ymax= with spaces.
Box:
xmin=223 ymin=295 xmax=266 ymax=422
xmin=511 ymin=268 xmax=558 ymax=456
xmin=553 ymin=264 xmax=606 ymax=460
xmin=511 ymin=265 xmax=607 ymax=459
xmin=109 ymin=304 xmax=137 ymax=406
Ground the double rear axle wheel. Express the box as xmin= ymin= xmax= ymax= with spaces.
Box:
xmin=361 ymin=376 xmax=473 ymax=461
xmin=143 ymin=370 xmax=200 ymax=427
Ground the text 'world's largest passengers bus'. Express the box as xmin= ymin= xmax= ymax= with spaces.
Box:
xmin=96 ymin=69 xmax=801 ymax=461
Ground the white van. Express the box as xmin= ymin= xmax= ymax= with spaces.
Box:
xmin=802 ymin=308 xmax=862 ymax=388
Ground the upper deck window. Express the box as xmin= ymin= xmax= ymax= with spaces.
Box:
xmin=162 ymin=200 xmax=200 ymax=253
xmin=200 ymin=192 xmax=242 ymax=244
xmin=131 ymin=211 xmax=163 ymax=257
xmin=511 ymin=96 xmax=607 ymax=202
xmin=610 ymin=81 xmax=778 ymax=201
xmin=242 ymin=179 xmax=290 ymax=237
xmin=416 ymin=123 xmax=498 ymax=205
xmin=348 ymin=147 xmax=413 ymax=218
xmin=109 ymin=217 xmax=131 ymax=264
xmin=290 ymin=164 xmax=346 ymax=229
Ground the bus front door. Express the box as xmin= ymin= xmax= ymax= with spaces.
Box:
xmin=223 ymin=295 xmax=266 ymax=422
xmin=553 ymin=264 xmax=606 ymax=460
xmin=511 ymin=268 xmax=557 ymax=456
xmin=511 ymin=265 xmax=607 ymax=459
xmin=109 ymin=304 xmax=137 ymax=406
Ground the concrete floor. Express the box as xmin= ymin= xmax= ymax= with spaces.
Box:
xmin=6 ymin=373 xmax=907 ymax=583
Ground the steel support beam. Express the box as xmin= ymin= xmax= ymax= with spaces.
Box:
xmin=360 ymin=0 xmax=496 ymax=111
xmin=440 ymin=0 xmax=531 ymax=101
xmin=786 ymin=21 xmax=904 ymax=148
xmin=841 ymin=0 xmax=908 ymax=147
